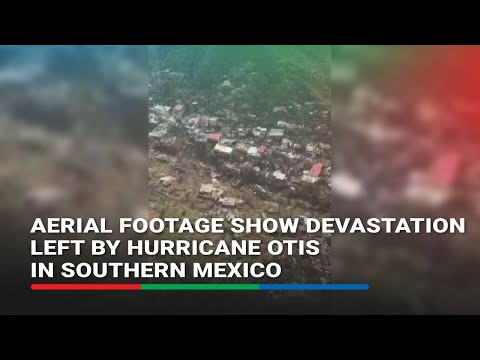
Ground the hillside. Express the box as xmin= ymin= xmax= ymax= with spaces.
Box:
xmin=149 ymin=45 xmax=330 ymax=112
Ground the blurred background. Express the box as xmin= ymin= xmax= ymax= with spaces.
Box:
xmin=332 ymin=45 xmax=480 ymax=314
xmin=0 ymin=45 xmax=148 ymax=313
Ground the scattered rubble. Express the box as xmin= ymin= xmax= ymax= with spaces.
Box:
xmin=198 ymin=183 xmax=224 ymax=201
xmin=272 ymin=170 xmax=286 ymax=181
xmin=159 ymin=176 xmax=176 ymax=187
xmin=148 ymin=49 xmax=331 ymax=289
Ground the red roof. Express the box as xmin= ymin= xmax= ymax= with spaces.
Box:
xmin=258 ymin=145 xmax=267 ymax=154
xmin=207 ymin=133 xmax=221 ymax=142
xmin=309 ymin=162 xmax=323 ymax=177
xmin=428 ymin=153 xmax=462 ymax=187
xmin=173 ymin=105 xmax=184 ymax=112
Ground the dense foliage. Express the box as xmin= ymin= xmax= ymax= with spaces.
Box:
xmin=149 ymin=45 xmax=330 ymax=111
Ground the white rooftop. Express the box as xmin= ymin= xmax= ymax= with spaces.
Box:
xmin=214 ymin=144 xmax=233 ymax=154
xmin=273 ymin=170 xmax=286 ymax=180
xmin=247 ymin=146 xmax=259 ymax=157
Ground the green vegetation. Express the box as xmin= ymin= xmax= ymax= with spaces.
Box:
xmin=149 ymin=45 xmax=330 ymax=111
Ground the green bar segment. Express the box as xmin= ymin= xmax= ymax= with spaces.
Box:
xmin=141 ymin=283 xmax=260 ymax=290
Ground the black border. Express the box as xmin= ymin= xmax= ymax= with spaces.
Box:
xmin=2 ymin=7 xmax=478 ymax=44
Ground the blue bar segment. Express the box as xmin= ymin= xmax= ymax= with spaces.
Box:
xmin=259 ymin=284 xmax=369 ymax=290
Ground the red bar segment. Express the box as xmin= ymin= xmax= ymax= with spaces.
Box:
xmin=31 ymin=284 xmax=141 ymax=290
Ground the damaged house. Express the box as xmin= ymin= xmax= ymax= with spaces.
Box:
xmin=198 ymin=183 xmax=224 ymax=201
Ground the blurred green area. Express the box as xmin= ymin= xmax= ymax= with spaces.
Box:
xmin=149 ymin=45 xmax=330 ymax=110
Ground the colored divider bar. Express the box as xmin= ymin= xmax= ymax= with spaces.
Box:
xmin=31 ymin=283 xmax=369 ymax=291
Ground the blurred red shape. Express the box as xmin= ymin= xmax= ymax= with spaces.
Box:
xmin=310 ymin=162 xmax=323 ymax=177
xmin=207 ymin=133 xmax=221 ymax=142
xmin=258 ymin=145 xmax=267 ymax=154
xmin=428 ymin=153 xmax=462 ymax=187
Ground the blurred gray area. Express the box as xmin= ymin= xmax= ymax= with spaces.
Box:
xmin=0 ymin=45 xmax=148 ymax=313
